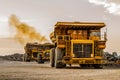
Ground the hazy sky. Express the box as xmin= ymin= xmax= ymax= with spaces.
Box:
xmin=0 ymin=0 xmax=120 ymax=53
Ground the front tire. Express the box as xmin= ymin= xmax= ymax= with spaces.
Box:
xmin=55 ymin=48 xmax=66 ymax=68
xmin=50 ymin=48 xmax=55 ymax=67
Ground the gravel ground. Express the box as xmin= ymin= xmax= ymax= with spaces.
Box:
xmin=0 ymin=60 xmax=120 ymax=80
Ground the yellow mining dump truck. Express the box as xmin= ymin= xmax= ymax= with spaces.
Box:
xmin=50 ymin=22 xmax=107 ymax=68
xmin=23 ymin=42 xmax=39 ymax=62
xmin=23 ymin=43 xmax=54 ymax=63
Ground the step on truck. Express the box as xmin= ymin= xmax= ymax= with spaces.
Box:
xmin=50 ymin=22 xmax=107 ymax=68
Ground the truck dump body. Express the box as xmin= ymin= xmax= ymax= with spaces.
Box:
xmin=50 ymin=22 xmax=107 ymax=68
xmin=50 ymin=22 xmax=105 ymax=42
xmin=55 ymin=22 xmax=105 ymax=29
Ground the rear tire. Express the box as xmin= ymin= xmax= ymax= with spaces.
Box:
xmin=37 ymin=54 xmax=44 ymax=64
xmin=55 ymin=48 xmax=66 ymax=68
xmin=50 ymin=48 xmax=55 ymax=67
xmin=23 ymin=54 xmax=25 ymax=62
xmin=23 ymin=53 xmax=30 ymax=62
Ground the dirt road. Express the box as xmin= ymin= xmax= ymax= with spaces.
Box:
xmin=0 ymin=60 xmax=120 ymax=80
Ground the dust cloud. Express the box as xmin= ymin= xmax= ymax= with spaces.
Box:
xmin=9 ymin=14 xmax=48 ymax=45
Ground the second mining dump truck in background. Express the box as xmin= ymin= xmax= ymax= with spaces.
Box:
xmin=23 ymin=43 xmax=54 ymax=63
xmin=50 ymin=22 xmax=107 ymax=68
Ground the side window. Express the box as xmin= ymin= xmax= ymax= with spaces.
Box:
xmin=64 ymin=36 xmax=70 ymax=40
xmin=58 ymin=36 xmax=63 ymax=40
xmin=90 ymin=31 xmax=100 ymax=37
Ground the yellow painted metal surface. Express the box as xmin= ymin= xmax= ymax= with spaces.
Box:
xmin=63 ymin=58 xmax=103 ymax=64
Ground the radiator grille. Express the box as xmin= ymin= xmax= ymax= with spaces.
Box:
xmin=73 ymin=43 xmax=92 ymax=58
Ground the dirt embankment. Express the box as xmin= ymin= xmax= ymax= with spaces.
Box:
xmin=0 ymin=53 xmax=23 ymax=61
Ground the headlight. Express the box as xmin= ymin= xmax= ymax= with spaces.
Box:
xmin=46 ymin=53 xmax=49 ymax=54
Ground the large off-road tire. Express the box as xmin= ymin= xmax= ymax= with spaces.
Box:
xmin=23 ymin=54 xmax=25 ymax=62
xmin=55 ymin=48 xmax=66 ymax=68
xmin=50 ymin=48 xmax=55 ymax=67
xmin=37 ymin=54 xmax=44 ymax=64
xmin=23 ymin=53 xmax=30 ymax=62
